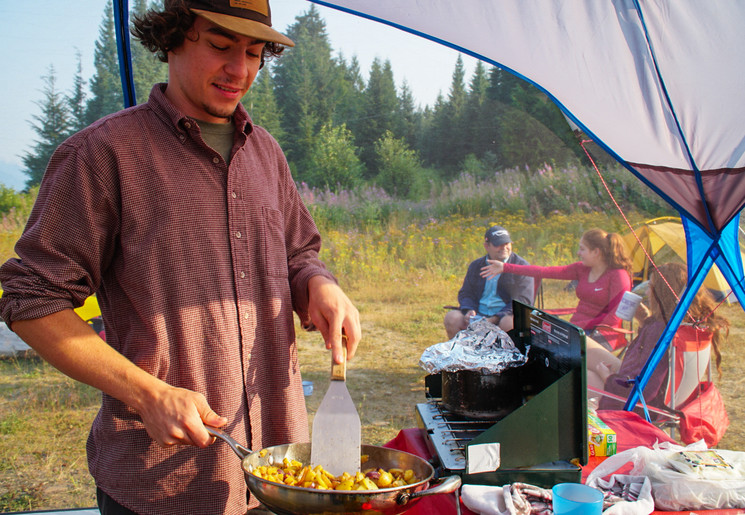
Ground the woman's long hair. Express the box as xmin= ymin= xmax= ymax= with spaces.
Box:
xmin=581 ymin=228 xmax=633 ymax=276
xmin=648 ymin=262 xmax=729 ymax=376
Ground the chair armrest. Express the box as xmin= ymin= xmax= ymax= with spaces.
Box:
xmin=594 ymin=324 xmax=633 ymax=335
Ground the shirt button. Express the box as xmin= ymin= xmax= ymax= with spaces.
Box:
xmin=244 ymin=312 xmax=249 ymax=319
xmin=235 ymin=231 xmax=242 ymax=238
xmin=179 ymin=135 xmax=186 ymax=141
xmin=231 ymin=191 xmax=237 ymax=199
xmin=213 ymin=157 xmax=220 ymax=164
xmin=246 ymin=352 xmax=252 ymax=360
xmin=239 ymin=271 xmax=245 ymax=278
xmin=184 ymin=122 xmax=192 ymax=129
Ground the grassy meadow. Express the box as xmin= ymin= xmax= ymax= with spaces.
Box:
xmin=2 ymin=167 xmax=743 ymax=511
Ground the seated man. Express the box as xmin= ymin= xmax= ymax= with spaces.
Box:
xmin=444 ymin=226 xmax=534 ymax=338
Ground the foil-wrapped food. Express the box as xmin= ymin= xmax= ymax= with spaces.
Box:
xmin=419 ymin=317 xmax=528 ymax=374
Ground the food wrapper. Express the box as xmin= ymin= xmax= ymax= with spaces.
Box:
xmin=419 ymin=318 xmax=528 ymax=374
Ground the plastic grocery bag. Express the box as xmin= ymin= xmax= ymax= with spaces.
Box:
xmin=586 ymin=440 xmax=745 ymax=511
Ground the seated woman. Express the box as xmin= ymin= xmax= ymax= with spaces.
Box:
xmin=590 ymin=261 xmax=729 ymax=411
xmin=481 ymin=228 xmax=632 ymax=351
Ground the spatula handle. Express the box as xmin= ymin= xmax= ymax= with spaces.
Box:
xmin=330 ymin=343 xmax=347 ymax=381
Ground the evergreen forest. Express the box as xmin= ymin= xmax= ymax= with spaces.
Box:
xmin=8 ymin=0 xmax=671 ymax=224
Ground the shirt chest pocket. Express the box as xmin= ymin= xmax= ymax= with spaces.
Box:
xmin=260 ymin=206 xmax=288 ymax=278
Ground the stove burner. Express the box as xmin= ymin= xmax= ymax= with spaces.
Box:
xmin=415 ymin=400 xmax=499 ymax=473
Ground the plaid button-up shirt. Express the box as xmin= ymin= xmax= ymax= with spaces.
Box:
xmin=0 ymin=84 xmax=334 ymax=514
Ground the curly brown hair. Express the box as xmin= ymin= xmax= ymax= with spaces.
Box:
xmin=130 ymin=0 xmax=285 ymax=64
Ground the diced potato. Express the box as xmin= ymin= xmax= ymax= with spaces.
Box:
xmin=376 ymin=470 xmax=394 ymax=487
xmin=360 ymin=477 xmax=379 ymax=490
xmin=248 ymin=456 xmax=420 ymax=491
xmin=337 ymin=479 xmax=355 ymax=490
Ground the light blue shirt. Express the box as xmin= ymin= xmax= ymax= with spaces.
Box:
xmin=478 ymin=274 xmax=506 ymax=316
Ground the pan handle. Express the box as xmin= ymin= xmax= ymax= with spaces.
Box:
xmin=206 ymin=426 xmax=252 ymax=460
xmin=396 ymin=475 xmax=462 ymax=505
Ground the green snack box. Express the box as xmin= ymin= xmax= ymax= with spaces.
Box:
xmin=588 ymin=411 xmax=617 ymax=457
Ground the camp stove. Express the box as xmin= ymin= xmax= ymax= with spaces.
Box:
xmin=415 ymin=301 xmax=589 ymax=487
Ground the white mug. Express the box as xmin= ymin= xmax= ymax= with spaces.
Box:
xmin=615 ymin=291 xmax=643 ymax=321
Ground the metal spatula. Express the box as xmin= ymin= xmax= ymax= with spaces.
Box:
xmin=310 ymin=346 xmax=361 ymax=477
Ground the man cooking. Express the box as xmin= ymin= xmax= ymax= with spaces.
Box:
xmin=0 ymin=0 xmax=360 ymax=513
xmin=444 ymin=225 xmax=534 ymax=337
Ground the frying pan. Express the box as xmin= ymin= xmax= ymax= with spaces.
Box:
xmin=207 ymin=427 xmax=461 ymax=515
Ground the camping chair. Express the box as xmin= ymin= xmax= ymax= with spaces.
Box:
xmin=655 ymin=324 xmax=731 ymax=446
xmin=593 ymin=324 xmax=728 ymax=446
xmin=665 ymin=324 xmax=712 ymax=410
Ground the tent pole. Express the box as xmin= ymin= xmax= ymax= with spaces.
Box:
xmin=113 ymin=0 xmax=137 ymax=108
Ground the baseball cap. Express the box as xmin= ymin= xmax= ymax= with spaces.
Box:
xmin=189 ymin=0 xmax=295 ymax=47
xmin=485 ymin=226 xmax=512 ymax=246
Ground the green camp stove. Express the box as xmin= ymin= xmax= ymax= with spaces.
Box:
xmin=416 ymin=301 xmax=589 ymax=488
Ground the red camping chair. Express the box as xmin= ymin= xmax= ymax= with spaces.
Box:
xmin=665 ymin=324 xmax=712 ymax=410
xmin=661 ymin=324 xmax=729 ymax=446
xmin=594 ymin=324 xmax=728 ymax=447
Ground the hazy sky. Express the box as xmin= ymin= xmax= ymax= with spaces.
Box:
xmin=0 ymin=0 xmax=478 ymax=188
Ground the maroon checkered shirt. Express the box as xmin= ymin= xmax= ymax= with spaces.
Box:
xmin=0 ymin=84 xmax=335 ymax=514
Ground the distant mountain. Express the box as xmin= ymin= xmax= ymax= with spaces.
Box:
xmin=0 ymin=160 xmax=27 ymax=191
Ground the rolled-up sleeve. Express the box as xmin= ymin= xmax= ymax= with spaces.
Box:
xmin=0 ymin=138 xmax=118 ymax=325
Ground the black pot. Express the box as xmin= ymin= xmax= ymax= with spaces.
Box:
xmin=441 ymin=368 xmax=523 ymax=420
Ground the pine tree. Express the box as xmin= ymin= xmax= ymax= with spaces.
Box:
xmin=68 ymin=51 xmax=89 ymax=133
xmin=356 ymin=58 xmax=398 ymax=177
xmin=441 ymin=55 xmax=468 ymax=173
xmin=21 ymin=67 xmax=73 ymax=188
xmin=332 ymin=53 xmax=365 ymax=140
xmin=420 ymin=93 xmax=446 ymax=170
xmin=273 ymin=5 xmax=344 ymax=169
xmin=242 ymin=66 xmax=286 ymax=147
xmin=463 ymin=61 xmax=494 ymax=168
xmin=396 ymin=80 xmax=421 ymax=153
xmin=130 ymin=0 xmax=168 ymax=103
xmin=486 ymin=66 xmax=578 ymax=170
xmin=86 ymin=0 xmax=125 ymax=124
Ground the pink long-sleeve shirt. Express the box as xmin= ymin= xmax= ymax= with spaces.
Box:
xmin=502 ymin=261 xmax=632 ymax=349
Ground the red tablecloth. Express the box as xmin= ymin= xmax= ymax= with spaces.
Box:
xmin=383 ymin=410 xmax=735 ymax=515
xmin=384 ymin=428 xmax=476 ymax=515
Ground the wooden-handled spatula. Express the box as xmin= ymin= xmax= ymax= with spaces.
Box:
xmin=310 ymin=343 xmax=361 ymax=477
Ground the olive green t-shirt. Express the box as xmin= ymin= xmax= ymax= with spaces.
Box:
xmin=196 ymin=118 xmax=235 ymax=164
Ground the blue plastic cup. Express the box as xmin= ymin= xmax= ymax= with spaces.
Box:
xmin=552 ymin=483 xmax=603 ymax=515
xmin=302 ymin=380 xmax=314 ymax=396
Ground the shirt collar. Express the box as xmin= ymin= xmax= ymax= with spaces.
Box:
xmin=147 ymin=83 xmax=254 ymax=137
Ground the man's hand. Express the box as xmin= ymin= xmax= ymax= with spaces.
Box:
xmin=136 ymin=382 xmax=228 ymax=448
xmin=12 ymin=309 xmax=227 ymax=449
xmin=464 ymin=309 xmax=477 ymax=324
xmin=480 ymin=259 xmax=505 ymax=279
xmin=307 ymin=275 xmax=361 ymax=363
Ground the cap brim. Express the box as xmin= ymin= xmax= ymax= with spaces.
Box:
xmin=192 ymin=9 xmax=294 ymax=47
